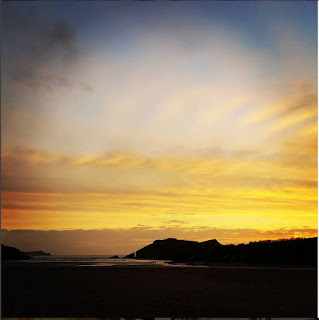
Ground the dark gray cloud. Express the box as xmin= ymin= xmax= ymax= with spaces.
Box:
xmin=79 ymin=81 xmax=94 ymax=93
xmin=2 ymin=6 xmax=92 ymax=92
xmin=11 ymin=69 xmax=74 ymax=92
xmin=47 ymin=20 xmax=76 ymax=50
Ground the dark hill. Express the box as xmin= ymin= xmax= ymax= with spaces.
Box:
xmin=125 ymin=237 xmax=222 ymax=260
xmin=2 ymin=244 xmax=31 ymax=261
xmin=125 ymin=237 xmax=317 ymax=267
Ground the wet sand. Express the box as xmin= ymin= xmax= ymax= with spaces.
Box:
xmin=2 ymin=262 xmax=317 ymax=318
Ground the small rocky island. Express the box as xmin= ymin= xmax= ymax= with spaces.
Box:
xmin=25 ymin=251 xmax=51 ymax=256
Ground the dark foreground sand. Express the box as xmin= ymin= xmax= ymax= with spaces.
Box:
xmin=2 ymin=262 xmax=317 ymax=318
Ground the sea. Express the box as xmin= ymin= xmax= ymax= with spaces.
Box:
xmin=23 ymin=255 xmax=178 ymax=267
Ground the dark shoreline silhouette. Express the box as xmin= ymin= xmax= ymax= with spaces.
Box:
xmin=1 ymin=244 xmax=31 ymax=261
xmin=2 ymin=236 xmax=317 ymax=267
xmin=125 ymin=237 xmax=317 ymax=267
xmin=2 ymin=245 xmax=52 ymax=261
xmin=2 ymin=237 xmax=317 ymax=317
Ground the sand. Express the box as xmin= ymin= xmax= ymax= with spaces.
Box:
xmin=2 ymin=262 xmax=316 ymax=318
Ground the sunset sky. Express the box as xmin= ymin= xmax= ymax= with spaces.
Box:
xmin=2 ymin=1 xmax=317 ymax=254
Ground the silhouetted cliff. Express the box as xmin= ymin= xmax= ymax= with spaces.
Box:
xmin=2 ymin=245 xmax=31 ymax=261
xmin=125 ymin=237 xmax=317 ymax=267
xmin=125 ymin=238 xmax=221 ymax=260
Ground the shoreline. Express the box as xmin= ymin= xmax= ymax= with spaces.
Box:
xmin=2 ymin=260 xmax=316 ymax=270
xmin=2 ymin=262 xmax=316 ymax=317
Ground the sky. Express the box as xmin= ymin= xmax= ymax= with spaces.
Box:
xmin=1 ymin=1 xmax=317 ymax=255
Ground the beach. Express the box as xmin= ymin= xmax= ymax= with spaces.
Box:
xmin=2 ymin=262 xmax=316 ymax=318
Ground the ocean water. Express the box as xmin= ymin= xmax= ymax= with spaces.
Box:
xmin=26 ymin=255 xmax=174 ymax=267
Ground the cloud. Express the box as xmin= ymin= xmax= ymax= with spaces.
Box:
xmin=79 ymin=81 xmax=93 ymax=93
xmin=1 ymin=227 xmax=317 ymax=255
xmin=2 ymin=179 xmax=317 ymax=233
xmin=2 ymin=6 xmax=91 ymax=94
xmin=164 ymin=220 xmax=188 ymax=225
xmin=2 ymin=5 xmax=316 ymax=156
xmin=2 ymin=147 xmax=316 ymax=189
xmin=2 ymin=147 xmax=316 ymax=230
xmin=2 ymin=147 xmax=70 ymax=166
xmin=47 ymin=20 xmax=76 ymax=55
